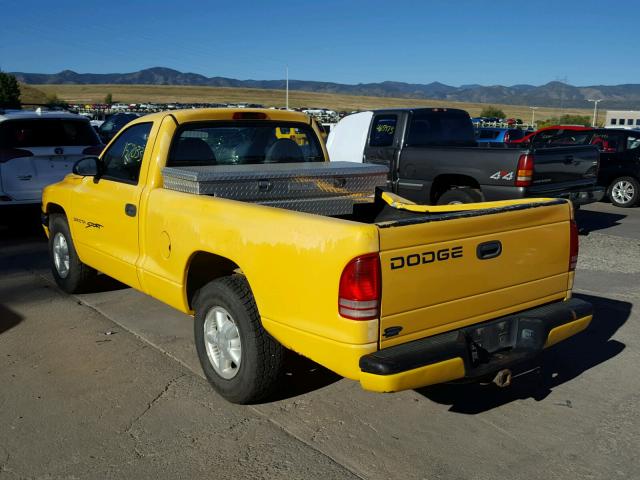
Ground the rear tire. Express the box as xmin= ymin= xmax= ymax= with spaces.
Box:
xmin=49 ymin=214 xmax=97 ymax=293
xmin=608 ymin=176 xmax=640 ymax=208
xmin=437 ymin=188 xmax=483 ymax=205
xmin=193 ymin=275 xmax=284 ymax=404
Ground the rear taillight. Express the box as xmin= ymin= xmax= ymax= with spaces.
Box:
xmin=569 ymin=220 xmax=579 ymax=271
xmin=83 ymin=145 xmax=104 ymax=156
xmin=0 ymin=148 xmax=33 ymax=164
xmin=515 ymin=154 xmax=534 ymax=186
xmin=338 ymin=254 xmax=381 ymax=320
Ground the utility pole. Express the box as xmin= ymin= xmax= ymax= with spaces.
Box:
xmin=285 ymin=66 xmax=289 ymax=110
xmin=529 ymin=106 xmax=538 ymax=128
xmin=587 ymin=99 xmax=603 ymax=127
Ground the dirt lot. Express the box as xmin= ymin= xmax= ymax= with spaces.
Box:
xmin=1 ymin=202 xmax=638 ymax=479
xmin=28 ymin=83 xmax=593 ymax=121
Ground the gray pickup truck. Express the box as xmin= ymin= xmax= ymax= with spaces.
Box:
xmin=326 ymin=108 xmax=605 ymax=205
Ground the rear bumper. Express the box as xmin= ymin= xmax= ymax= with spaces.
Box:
xmin=358 ymin=298 xmax=592 ymax=392
xmin=549 ymin=186 xmax=605 ymax=206
xmin=482 ymin=185 xmax=605 ymax=206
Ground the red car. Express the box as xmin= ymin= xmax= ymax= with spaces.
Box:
xmin=511 ymin=125 xmax=594 ymax=145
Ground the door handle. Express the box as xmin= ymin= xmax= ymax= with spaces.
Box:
xmin=563 ymin=155 xmax=574 ymax=164
xmin=125 ymin=203 xmax=137 ymax=217
xmin=477 ymin=241 xmax=502 ymax=260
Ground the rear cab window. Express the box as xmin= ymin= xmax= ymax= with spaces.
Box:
xmin=407 ymin=110 xmax=475 ymax=146
xmin=0 ymin=119 xmax=100 ymax=147
xmin=168 ymin=121 xmax=323 ymax=166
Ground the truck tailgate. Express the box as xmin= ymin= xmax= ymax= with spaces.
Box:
xmin=377 ymin=200 xmax=573 ymax=347
xmin=529 ymin=145 xmax=599 ymax=193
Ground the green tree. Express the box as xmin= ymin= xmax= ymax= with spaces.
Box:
xmin=46 ymin=94 xmax=69 ymax=109
xmin=537 ymin=114 xmax=591 ymax=128
xmin=104 ymin=93 xmax=113 ymax=105
xmin=480 ymin=106 xmax=506 ymax=118
xmin=0 ymin=71 xmax=21 ymax=109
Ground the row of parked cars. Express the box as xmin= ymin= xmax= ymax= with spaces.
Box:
xmin=1 ymin=107 xmax=639 ymax=209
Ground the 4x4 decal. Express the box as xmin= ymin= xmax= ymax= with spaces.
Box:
xmin=490 ymin=170 xmax=514 ymax=181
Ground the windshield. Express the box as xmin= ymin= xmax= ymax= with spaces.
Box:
xmin=0 ymin=118 xmax=100 ymax=147
xmin=168 ymin=121 xmax=323 ymax=166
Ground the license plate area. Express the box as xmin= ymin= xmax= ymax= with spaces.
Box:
xmin=463 ymin=317 xmax=545 ymax=366
xmin=467 ymin=319 xmax=517 ymax=352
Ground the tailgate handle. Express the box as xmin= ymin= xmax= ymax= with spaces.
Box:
xmin=477 ymin=241 xmax=502 ymax=260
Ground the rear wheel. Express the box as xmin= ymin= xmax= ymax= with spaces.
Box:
xmin=608 ymin=176 xmax=640 ymax=208
xmin=49 ymin=214 xmax=97 ymax=293
xmin=193 ymin=275 xmax=284 ymax=404
xmin=436 ymin=188 xmax=483 ymax=205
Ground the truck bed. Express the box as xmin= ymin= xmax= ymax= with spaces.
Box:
xmin=162 ymin=161 xmax=388 ymax=216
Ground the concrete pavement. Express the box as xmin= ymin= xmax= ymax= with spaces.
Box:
xmin=1 ymin=203 xmax=639 ymax=479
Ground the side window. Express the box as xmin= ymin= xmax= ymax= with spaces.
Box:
xmin=534 ymin=130 xmax=558 ymax=144
xmin=101 ymin=122 xmax=152 ymax=184
xmin=626 ymin=135 xmax=640 ymax=150
xmin=369 ymin=115 xmax=397 ymax=147
xmin=611 ymin=119 xmax=617 ymax=125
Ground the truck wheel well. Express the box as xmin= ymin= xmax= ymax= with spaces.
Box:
xmin=186 ymin=252 xmax=241 ymax=309
xmin=46 ymin=203 xmax=66 ymax=217
xmin=430 ymin=175 xmax=481 ymax=204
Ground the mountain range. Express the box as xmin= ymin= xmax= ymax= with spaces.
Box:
xmin=11 ymin=67 xmax=640 ymax=109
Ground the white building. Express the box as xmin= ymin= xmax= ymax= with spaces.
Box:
xmin=604 ymin=110 xmax=640 ymax=129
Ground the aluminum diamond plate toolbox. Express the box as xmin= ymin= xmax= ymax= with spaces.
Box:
xmin=162 ymin=162 xmax=388 ymax=215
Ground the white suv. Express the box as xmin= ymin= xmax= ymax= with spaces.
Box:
xmin=0 ymin=110 xmax=103 ymax=205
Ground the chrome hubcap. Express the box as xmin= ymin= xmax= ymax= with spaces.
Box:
xmin=52 ymin=232 xmax=70 ymax=278
xmin=203 ymin=307 xmax=242 ymax=379
xmin=612 ymin=180 xmax=635 ymax=204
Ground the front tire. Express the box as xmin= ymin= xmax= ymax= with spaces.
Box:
xmin=608 ymin=176 xmax=640 ymax=208
xmin=437 ymin=188 xmax=483 ymax=205
xmin=193 ymin=275 xmax=284 ymax=404
xmin=49 ymin=214 xmax=97 ymax=293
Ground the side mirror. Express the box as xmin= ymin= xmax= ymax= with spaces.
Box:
xmin=73 ymin=156 xmax=101 ymax=177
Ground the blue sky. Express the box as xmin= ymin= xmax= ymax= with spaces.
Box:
xmin=1 ymin=0 xmax=636 ymax=87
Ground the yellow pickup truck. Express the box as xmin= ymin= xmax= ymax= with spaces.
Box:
xmin=42 ymin=108 xmax=592 ymax=404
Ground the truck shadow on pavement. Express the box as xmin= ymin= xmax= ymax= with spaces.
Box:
xmin=268 ymin=351 xmax=342 ymax=402
xmin=0 ymin=304 xmax=23 ymax=335
xmin=416 ymin=293 xmax=629 ymax=414
xmin=82 ymin=274 xmax=130 ymax=294
xmin=575 ymin=208 xmax=626 ymax=235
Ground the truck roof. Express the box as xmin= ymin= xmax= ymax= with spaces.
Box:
xmin=367 ymin=107 xmax=470 ymax=116
xmin=0 ymin=109 xmax=90 ymax=123
xmin=130 ymin=108 xmax=312 ymax=126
